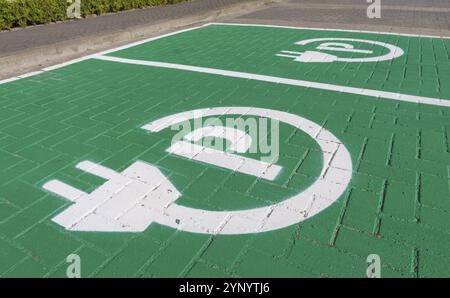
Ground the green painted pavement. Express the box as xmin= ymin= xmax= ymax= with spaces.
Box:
xmin=0 ymin=24 xmax=449 ymax=277
xmin=108 ymin=24 xmax=450 ymax=101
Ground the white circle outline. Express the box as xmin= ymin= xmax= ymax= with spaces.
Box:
xmin=142 ymin=107 xmax=353 ymax=235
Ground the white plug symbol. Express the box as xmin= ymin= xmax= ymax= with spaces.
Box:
xmin=276 ymin=38 xmax=403 ymax=63
xmin=43 ymin=107 xmax=354 ymax=235
xmin=43 ymin=160 xmax=181 ymax=232
xmin=276 ymin=43 xmax=373 ymax=63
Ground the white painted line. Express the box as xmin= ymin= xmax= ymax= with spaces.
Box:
xmin=0 ymin=77 xmax=21 ymax=84
xmin=210 ymin=22 xmax=450 ymax=39
xmin=275 ymin=53 xmax=299 ymax=59
xmin=0 ymin=24 xmax=210 ymax=85
xmin=76 ymin=160 xmax=123 ymax=181
xmin=280 ymin=50 xmax=303 ymax=55
xmin=17 ymin=71 xmax=45 ymax=78
xmin=100 ymin=25 xmax=211 ymax=55
xmin=41 ymin=57 xmax=94 ymax=72
xmin=93 ymin=55 xmax=450 ymax=108
xmin=43 ymin=180 xmax=87 ymax=202
xmin=46 ymin=24 xmax=211 ymax=72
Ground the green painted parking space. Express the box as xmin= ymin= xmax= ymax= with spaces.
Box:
xmin=0 ymin=24 xmax=450 ymax=278
xmin=107 ymin=24 xmax=450 ymax=101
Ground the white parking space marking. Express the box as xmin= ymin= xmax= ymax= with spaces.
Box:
xmin=93 ymin=55 xmax=450 ymax=108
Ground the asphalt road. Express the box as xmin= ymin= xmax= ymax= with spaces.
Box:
xmin=1 ymin=0 xmax=449 ymax=57
xmin=0 ymin=0 xmax=250 ymax=56
xmin=0 ymin=0 xmax=449 ymax=79
xmin=231 ymin=0 xmax=450 ymax=35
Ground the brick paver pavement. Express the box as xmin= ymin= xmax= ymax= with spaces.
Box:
xmin=0 ymin=1 xmax=449 ymax=278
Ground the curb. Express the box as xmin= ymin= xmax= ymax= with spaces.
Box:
xmin=0 ymin=0 xmax=284 ymax=80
